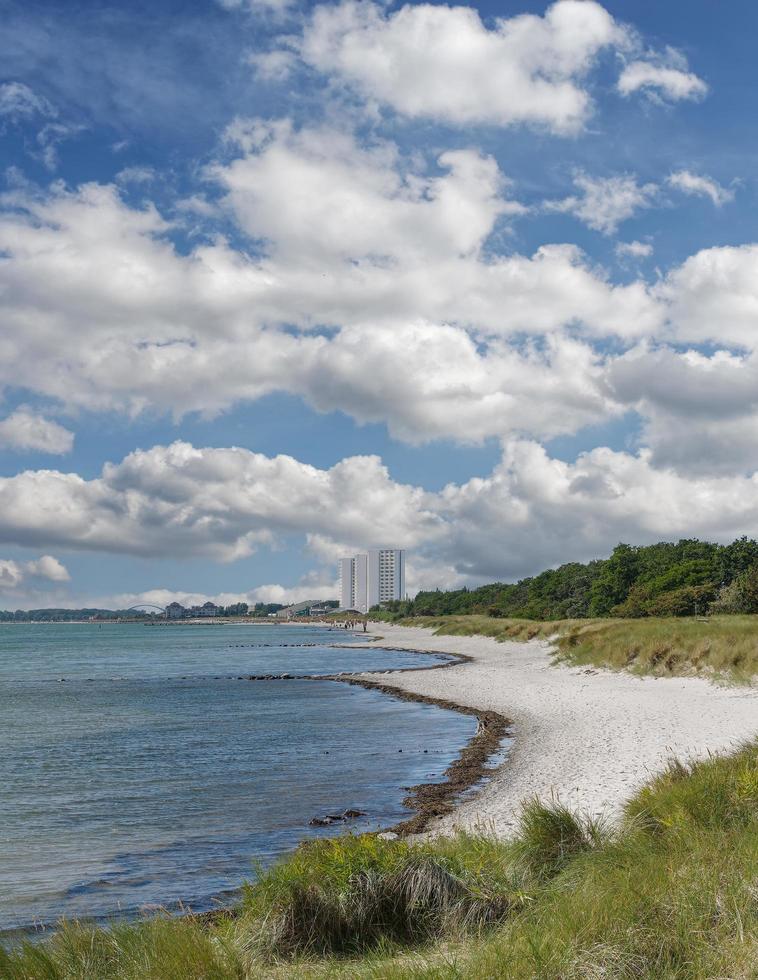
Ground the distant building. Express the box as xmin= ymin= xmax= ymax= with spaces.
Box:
xmin=339 ymin=557 xmax=356 ymax=610
xmin=339 ymin=549 xmax=405 ymax=612
xmin=274 ymin=599 xmax=333 ymax=619
xmin=339 ymin=553 xmax=368 ymax=610
xmin=166 ymin=601 xmax=185 ymax=619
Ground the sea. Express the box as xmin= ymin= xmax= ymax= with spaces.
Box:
xmin=0 ymin=622 xmax=476 ymax=937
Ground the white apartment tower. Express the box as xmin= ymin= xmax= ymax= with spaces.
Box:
xmin=339 ymin=554 xmax=368 ymax=611
xmin=338 ymin=549 xmax=405 ymax=612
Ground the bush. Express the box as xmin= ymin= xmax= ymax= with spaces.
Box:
xmin=643 ymin=583 xmax=716 ymax=617
xmin=709 ymin=579 xmax=745 ymax=614
xmin=511 ymin=799 xmax=606 ymax=881
xmin=238 ymin=834 xmax=518 ymax=957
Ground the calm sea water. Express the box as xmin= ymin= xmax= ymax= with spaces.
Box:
xmin=0 ymin=623 xmax=474 ymax=935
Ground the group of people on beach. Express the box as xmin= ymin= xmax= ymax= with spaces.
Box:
xmin=341 ymin=619 xmax=368 ymax=632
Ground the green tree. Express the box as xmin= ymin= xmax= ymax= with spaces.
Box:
xmin=589 ymin=544 xmax=640 ymax=617
xmin=716 ymin=536 xmax=758 ymax=586
xmin=736 ymin=564 xmax=758 ymax=612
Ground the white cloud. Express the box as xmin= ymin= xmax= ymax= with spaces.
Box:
xmin=296 ymin=0 xmax=627 ymax=133
xmin=116 ymin=166 xmax=157 ymax=184
xmin=105 ymin=580 xmax=337 ymax=609
xmin=546 ymin=172 xmax=658 ymax=235
xmin=25 ymin=554 xmax=71 ymax=582
xmin=659 ymin=244 xmax=758 ymax=349
xmin=607 ymin=346 xmax=758 ymax=475
xmin=0 ymin=554 xmax=70 ymax=592
xmin=0 ymin=560 xmax=25 ymax=590
xmin=667 ymin=170 xmax=734 ymax=207
xmin=216 ymin=120 xmax=524 ymax=263
xmin=432 ymin=439 xmax=758 ymax=581
xmin=4 ymin=437 xmax=758 ymax=591
xmin=217 ymin=0 xmax=293 ymax=14
xmin=248 ymin=50 xmax=297 ymax=81
xmin=0 ymin=409 xmax=74 ymax=454
xmin=0 ymin=441 xmax=440 ymax=560
xmin=1 ymin=128 xmax=757 ymax=461
xmin=617 ymin=53 xmax=707 ymax=102
xmin=615 ymin=240 xmax=652 ymax=260
xmin=2 ymin=136 xmax=758 ymax=462
xmin=0 ymin=82 xmax=55 ymax=121
xmin=34 ymin=121 xmax=85 ymax=171
xmin=0 ymin=159 xmax=661 ymax=444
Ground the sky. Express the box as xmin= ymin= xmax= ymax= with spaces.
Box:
xmin=1 ymin=0 xmax=758 ymax=610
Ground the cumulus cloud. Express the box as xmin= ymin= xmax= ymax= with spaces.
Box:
xmin=1 ymin=122 xmax=758 ymax=464
xmin=25 ymin=554 xmax=70 ymax=581
xmin=617 ymin=49 xmax=707 ymax=102
xmin=608 ymin=346 xmax=758 ymax=475
xmin=0 ymin=409 xmax=74 ymax=454
xmin=0 ymin=441 xmax=440 ymax=560
xmin=216 ymin=120 xmax=524 ymax=262
xmin=296 ymin=0 xmax=627 ymax=133
xmin=667 ymin=170 xmax=734 ymax=207
xmin=3 ymin=143 xmax=758 ymax=455
xmin=0 ymin=153 xmax=662 ymax=443
xmin=0 ymin=554 xmax=70 ymax=591
xmin=4 ymin=438 xmax=758 ymax=591
xmin=658 ymin=244 xmax=758 ymax=349
xmin=437 ymin=440 xmax=758 ymax=580
xmin=546 ymin=172 xmax=658 ymax=235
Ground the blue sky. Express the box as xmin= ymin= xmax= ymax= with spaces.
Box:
xmin=1 ymin=0 xmax=758 ymax=609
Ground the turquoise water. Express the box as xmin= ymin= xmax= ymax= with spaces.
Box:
xmin=0 ymin=623 xmax=474 ymax=935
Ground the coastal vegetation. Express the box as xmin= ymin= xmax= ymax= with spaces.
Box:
xmin=364 ymin=535 xmax=758 ymax=680
xmin=2 ymin=740 xmax=756 ymax=978
xmin=376 ymin=535 xmax=758 ymax=620
xmin=370 ymin=613 xmax=758 ymax=680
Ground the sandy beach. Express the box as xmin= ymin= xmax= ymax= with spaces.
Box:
xmin=359 ymin=623 xmax=758 ymax=837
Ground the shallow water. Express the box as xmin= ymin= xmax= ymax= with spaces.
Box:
xmin=0 ymin=622 xmax=474 ymax=935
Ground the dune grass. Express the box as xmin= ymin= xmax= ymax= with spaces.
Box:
xmin=2 ymin=740 xmax=756 ymax=979
xmin=382 ymin=613 xmax=758 ymax=680
xmin=554 ymin=614 xmax=758 ymax=681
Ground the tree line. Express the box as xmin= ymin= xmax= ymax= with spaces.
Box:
xmin=377 ymin=537 xmax=758 ymax=620
xmin=0 ymin=601 xmax=288 ymax=622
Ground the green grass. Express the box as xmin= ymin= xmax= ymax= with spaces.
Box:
xmin=554 ymin=615 xmax=758 ymax=681
xmin=379 ymin=613 xmax=758 ymax=680
xmin=3 ymin=740 xmax=757 ymax=979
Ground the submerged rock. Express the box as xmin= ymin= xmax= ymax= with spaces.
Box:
xmin=308 ymin=808 xmax=368 ymax=826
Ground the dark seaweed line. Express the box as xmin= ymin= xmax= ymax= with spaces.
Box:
xmin=240 ymin=646 xmax=511 ymax=837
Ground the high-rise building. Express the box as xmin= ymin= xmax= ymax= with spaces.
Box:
xmin=338 ymin=549 xmax=405 ymax=612
xmin=367 ymin=549 xmax=405 ymax=609
xmin=339 ymin=556 xmax=356 ymax=610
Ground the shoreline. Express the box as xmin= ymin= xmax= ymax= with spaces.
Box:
xmin=3 ymin=634 xmax=498 ymax=941
xmin=236 ymin=644 xmax=512 ymax=837
xmin=15 ymin=619 xmax=756 ymax=938
xmin=352 ymin=621 xmax=758 ymax=836
xmin=337 ymin=674 xmax=510 ymax=835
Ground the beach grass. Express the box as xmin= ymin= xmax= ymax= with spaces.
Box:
xmin=378 ymin=613 xmax=758 ymax=680
xmin=2 ymin=739 xmax=756 ymax=979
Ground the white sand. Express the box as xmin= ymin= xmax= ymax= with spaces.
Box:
xmin=358 ymin=623 xmax=758 ymax=837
